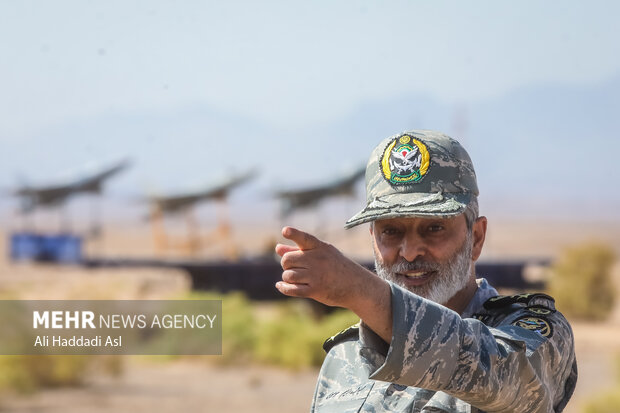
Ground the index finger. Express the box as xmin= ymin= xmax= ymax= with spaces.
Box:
xmin=281 ymin=226 xmax=322 ymax=250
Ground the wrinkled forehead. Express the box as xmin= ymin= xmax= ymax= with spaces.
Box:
xmin=372 ymin=213 xmax=466 ymax=228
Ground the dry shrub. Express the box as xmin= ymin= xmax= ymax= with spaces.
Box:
xmin=582 ymin=390 xmax=620 ymax=413
xmin=0 ymin=355 xmax=121 ymax=394
xmin=547 ymin=242 xmax=616 ymax=320
xmin=182 ymin=290 xmax=258 ymax=364
xmin=182 ymin=290 xmax=359 ymax=369
xmin=254 ymin=303 xmax=358 ymax=369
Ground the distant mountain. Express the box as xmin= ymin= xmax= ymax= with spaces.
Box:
xmin=470 ymin=75 xmax=620 ymax=197
xmin=297 ymin=74 xmax=620 ymax=219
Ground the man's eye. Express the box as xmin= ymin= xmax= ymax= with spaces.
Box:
xmin=428 ymin=224 xmax=444 ymax=232
xmin=382 ymin=228 xmax=400 ymax=236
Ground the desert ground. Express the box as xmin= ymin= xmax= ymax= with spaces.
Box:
xmin=1 ymin=219 xmax=619 ymax=412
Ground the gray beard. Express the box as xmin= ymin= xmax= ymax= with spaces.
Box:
xmin=374 ymin=230 xmax=473 ymax=305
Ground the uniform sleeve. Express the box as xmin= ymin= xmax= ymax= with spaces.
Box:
xmin=368 ymin=283 xmax=577 ymax=412
xmin=310 ymin=373 xmax=320 ymax=412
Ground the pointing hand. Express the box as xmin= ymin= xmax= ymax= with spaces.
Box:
xmin=275 ymin=227 xmax=370 ymax=308
xmin=275 ymin=226 xmax=393 ymax=342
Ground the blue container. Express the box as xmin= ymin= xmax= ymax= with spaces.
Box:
xmin=10 ymin=233 xmax=40 ymax=261
xmin=9 ymin=233 xmax=82 ymax=263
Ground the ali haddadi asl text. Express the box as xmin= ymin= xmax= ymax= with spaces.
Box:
xmin=34 ymin=335 xmax=121 ymax=348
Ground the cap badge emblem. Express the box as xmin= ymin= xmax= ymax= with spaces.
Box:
xmin=381 ymin=135 xmax=430 ymax=185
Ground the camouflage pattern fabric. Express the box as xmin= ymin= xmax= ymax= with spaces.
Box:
xmin=311 ymin=279 xmax=577 ymax=412
xmin=346 ymin=130 xmax=479 ymax=228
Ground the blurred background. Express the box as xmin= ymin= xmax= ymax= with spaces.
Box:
xmin=1 ymin=1 xmax=619 ymax=412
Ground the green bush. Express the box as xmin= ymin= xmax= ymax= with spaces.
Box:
xmin=254 ymin=302 xmax=358 ymax=369
xmin=180 ymin=291 xmax=359 ymax=368
xmin=547 ymin=242 xmax=616 ymax=320
xmin=219 ymin=292 xmax=259 ymax=364
xmin=0 ymin=355 xmax=90 ymax=394
xmin=181 ymin=290 xmax=258 ymax=364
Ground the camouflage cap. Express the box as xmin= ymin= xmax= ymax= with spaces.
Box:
xmin=345 ymin=130 xmax=478 ymax=228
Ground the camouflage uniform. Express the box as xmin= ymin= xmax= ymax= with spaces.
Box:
xmin=309 ymin=131 xmax=577 ymax=412
xmin=312 ymin=279 xmax=577 ymax=412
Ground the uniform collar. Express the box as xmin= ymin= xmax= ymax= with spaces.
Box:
xmin=460 ymin=278 xmax=498 ymax=319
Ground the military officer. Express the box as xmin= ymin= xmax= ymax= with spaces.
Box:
xmin=275 ymin=130 xmax=577 ymax=412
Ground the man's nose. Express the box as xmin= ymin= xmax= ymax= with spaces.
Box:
xmin=398 ymin=232 xmax=426 ymax=262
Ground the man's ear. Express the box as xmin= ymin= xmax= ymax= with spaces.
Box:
xmin=471 ymin=216 xmax=487 ymax=261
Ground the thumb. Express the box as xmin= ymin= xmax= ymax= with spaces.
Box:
xmin=281 ymin=226 xmax=322 ymax=250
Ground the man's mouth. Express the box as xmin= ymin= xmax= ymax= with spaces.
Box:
xmin=396 ymin=270 xmax=436 ymax=286
xmin=403 ymin=271 xmax=428 ymax=278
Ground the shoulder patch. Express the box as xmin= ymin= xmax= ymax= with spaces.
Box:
xmin=322 ymin=323 xmax=360 ymax=353
xmin=483 ymin=293 xmax=555 ymax=310
xmin=511 ymin=316 xmax=553 ymax=338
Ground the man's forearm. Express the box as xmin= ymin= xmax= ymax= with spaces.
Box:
xmin=347 ymin=270 xmax=393 ymax=344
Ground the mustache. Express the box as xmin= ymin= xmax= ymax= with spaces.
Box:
xmin=382 ymin=258 xmax=440 ymax=274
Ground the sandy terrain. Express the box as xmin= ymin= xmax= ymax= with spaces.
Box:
xmin=1 ymin=220 xmax=619 ymax=412
xmin=1 ymin=361 xmax=318 ymax=413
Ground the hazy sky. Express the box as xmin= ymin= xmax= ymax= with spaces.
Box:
xmin=1 ymin=0 xmax=619 ymax=138
xmin=1 ymin=1 xmax=619 ymax=223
